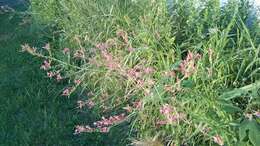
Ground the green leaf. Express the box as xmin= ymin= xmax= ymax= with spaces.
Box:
xmin=239 ymin=120 xmax=250 ymax=141
xmin=248 ymin=120 xmax=260 ymax=146
xmin=181 ymin=79 xmax=194 ymax=88
xmin=221 ymin=80 xmax=260 ymax=100
xmin=239 ymin=120 xmax=260 ymax=146
xmin=237 ymin=141 xmax=250 ymax=146
xmin=222 ymin=104 xmax=242 ymax=113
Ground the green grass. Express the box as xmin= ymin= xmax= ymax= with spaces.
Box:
xmin=0 ymin=6 xmax=128 ymax=146
xmin=8 ymin=0 xmax=260 ymax=145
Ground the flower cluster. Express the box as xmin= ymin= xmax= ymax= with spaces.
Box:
xmin=123 ymin=100 xmax=143 ymax=113
xmin=74 ymin=125 xmax=94 ymax=134
xmin=77 ymin=99 xmax=95 ymax=109
xmin=254 ymin=110 xmax=260 ymax=118
xmin=179 ymin=51 xmax=201 ymax=78
xmin=213 ymin=135 xmax=224 ymax=146
xmin=74 ymin=113 xmax=126 ymax=134
xmin=62 ymin=87 xmax=73 ymax=96
xmin=94 ymin=113 xmax=126 ymax=128
xmin=40 ymin=60 xmax=51 ymax=70
xmin=157 ymin=104 xmax=186 ymax=125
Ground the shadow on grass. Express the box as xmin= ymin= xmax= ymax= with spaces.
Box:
xmin=0 ymin=6 xmax=128 ymax=146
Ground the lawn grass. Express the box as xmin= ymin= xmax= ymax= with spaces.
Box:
xmin=0 ymin=6 xmax=128 ymax=146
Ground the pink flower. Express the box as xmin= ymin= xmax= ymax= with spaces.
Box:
xmin=86 ymin=100 xmax=95 ymax=109
xmin=96 ymin=43 xmax=109 ymax=50
xmin=40 ymin=60 xmax=51 ymax=70
xmin=99 ymin=127 xmax=109 ymax=133
xmin=128 ymin=47 xmax=135 ymax=52
xmin=127 ymin=68 xmax=142 ymax=78
xmin=56 ymin=73 xmax=62 ymax=81
xmin=74 ymin=125 xmax=94 ymax=135
xmin=213 ymin=135 xmax=224 ymax=146
xmin=160 ymin=104 xmax=173 ymax=115
xmin=93 ymin=114 xmax=126 ymax=128
xmin=123 ymin=105 xmax=133 ymax=113
xmin=77 ymin=99 xmax=95 ymax=109
xmin=254 ymin=111 xmax=260 ymax=118
xmin=62 ymin=88 xmax=72 ymax=96
xmin=74 ymin=79 xmax=81 ymax=85
xmin=43 ymin=43 xmax=50 ymax=50
xmin=164 ymin=71 xmax=176 ymax=78
xmin=74 ymin=113 xmax=126 ymax=134
xmin=167 ymin=115 xmax=178 ymax=122
xmin=63 ymin=48 xmax=70 ymax=54
xmin=47 ymin=71 xmax=55 ymax=78
xmin=158 ymin=104 xmax=186 ymax=125
xmin=116 ymin=29 xmax=129 ymax=44
xmin=133 ymin=100 xmax=142 ymax=110
xmin=100 ymin=51 xmax=121 ymax=70
xmin=143 ymin=67 xmax=155 ymax=74
xmin=179 ymin=51 xmax=201 ymax=78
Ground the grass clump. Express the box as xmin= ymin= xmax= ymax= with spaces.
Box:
xmin=26 ymin=0 xmax=260 ymax=145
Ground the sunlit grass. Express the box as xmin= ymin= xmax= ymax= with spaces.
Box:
xmin=22 ymin=0 xmax=260 ymax=145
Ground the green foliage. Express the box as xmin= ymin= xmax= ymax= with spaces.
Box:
xmin=27 ymin=0 xmax=260 ymax=145
xmin=239 ymin=119 xmax=260 ymax=146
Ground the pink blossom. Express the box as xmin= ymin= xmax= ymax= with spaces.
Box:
xmin=160 ymin=104 xmax=173 ymax=115
xmin=116 ymin=29 xmax=129 ymax=44
xmin=74 ymin=79 xmax=81 ymax=85
xmin=100 ymin=51 xmax=121 ymax=70
xmin=93 ymin=113 xmax=126 ymax=128
xmin=96 ymin=43 xmax=109 ymax=50
xmin=56 ymin=73 xmax=62 ymax=81
xmin=164 ymin=71 xmax=176 ymax=78
xmin=123 ymin=105 xmax=133 ymax=113
xmin=47 ymin=71 xmax=55 ymax=78
xmin=136 ymin=79 xmax=145 ymax=87
xmin=40 ymin=60 xmax=51 ymax=70
xmin=74 ymin=125 xmax=94 ymax=135
xmin=63 ymin=48 xmax=70 ymax=54
xmin=213 ymin=135 xmax=224 ymax=146
xmin=254 ymin=111 xmax=260 ymax=118
xmin=77 ymin=99 xmax=95 ymax=109
xmin=128 ymin=47 xmax=135 ymax=52
xmin=43 ymin=43 xmax=50 ymax=50
xmin=86 ymin=100 xmax=95 ymax=109
xmin=99 ymin=127 xmax=109 ymax=133
xmin=158 ymin=104 xmax=185 ymax=125
xmin=62 ymin=88 xmax=72 ymax=96
xmin=74 ymin=113 xmax=126 ymax=135
xmin=143 ymin=67 xmax=155 ymax=74
xmin=127 ymin=68 xmax=142 ymax=78
xmin=133 ymin=100 xmax=142 ymax=110
xmin=179 ymin=51 xmax=201 ymax=78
